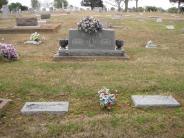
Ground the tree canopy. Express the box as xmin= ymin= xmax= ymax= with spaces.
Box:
xmin=170 ymin=0 xmax=184 ymax=2
xmin=8 ymin=2 xmax=28 ymax=11
xmin=54 ymin=0 xmax=68 ymax=9
xmin=0 ymin=0 xmax=8 ymax=8
xmin=81 ymin=0 xmax=103 ymax=10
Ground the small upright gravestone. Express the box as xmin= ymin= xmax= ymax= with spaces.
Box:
xmin=41 ymin=14 xmax=51 ymax=19
xmin=1 ymin=5 xmax=10 ymax=18
xmin=156 ymin=18 xmax=162 ymax=23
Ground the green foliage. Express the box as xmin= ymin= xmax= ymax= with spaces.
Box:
xmin=8 ymin=2 xmax=28 ymax=11
xmin=168 ymin=7 xmax=178 ymax=13
xmin=145 ymin=6 xmax=158 ymax=12
xmin=81 ymin=0 xmax=103 ymax=10
xmin=0 ymin=0 xmax=8 ymax=8
xmin=54 ymin=0 xmax=68 ymax=9
xmin=31 ymin=0 xmax=40 ymax=9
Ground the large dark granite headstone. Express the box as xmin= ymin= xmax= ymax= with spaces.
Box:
xmin=16 ymin=17 xmax=38 ymax=26
xmin=69 ymin=29 xmax=115 ymax=50
xmin=55 ymin=29 xmax=127 ymax=58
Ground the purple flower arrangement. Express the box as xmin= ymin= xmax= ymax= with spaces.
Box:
xmin=0 ymin=43 xmax=18 ymax=61
xmin=77 ymin=16 xmax=103 ymax=34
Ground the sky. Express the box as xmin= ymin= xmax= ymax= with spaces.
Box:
xmin=8 ymin=0 xmax=178 ymax=10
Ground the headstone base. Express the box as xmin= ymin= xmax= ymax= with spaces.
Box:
xmin=54 ymin=49 xmax=128 ymax=60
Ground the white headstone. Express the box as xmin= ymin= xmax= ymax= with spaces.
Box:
xmin=131 ymin=95 xmax=180 ymax=108
xmin=166 ymin=25 xmax=175 ymax=30
xmin=156 ymin=18 xmax=162 ymax=23
xmin=1 ymin=5 xmax=10 ymax=18
xmin=21 ymin=102 xmax=69 ymax=115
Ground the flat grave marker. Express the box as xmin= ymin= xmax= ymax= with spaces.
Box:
xmin=131 ymin=95 xmax=180 ymax=108
xmin=166 ymin=25 xmax=175 ymax=30
xmin=0 ymin=98 xmax=12 ymax=110
xmin=21 ymin=102 xmax=69 ymax=115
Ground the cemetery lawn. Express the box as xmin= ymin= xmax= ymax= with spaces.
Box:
xmin=0 ymin=12 xmax=184 ymax=138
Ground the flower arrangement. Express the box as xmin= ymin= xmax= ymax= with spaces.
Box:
xmin=77 ymin=16 xmax=103 ymax=34
xmin=0 ymin=43 xmax=18 ymax=61
xmin=30 ymin=32 xmax=41 ymax=42
xmin=98 ymin=87 xmax=116 ymax=110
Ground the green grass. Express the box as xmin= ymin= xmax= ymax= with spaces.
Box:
xmin=0 ymin=11 xmax=184 ymax=138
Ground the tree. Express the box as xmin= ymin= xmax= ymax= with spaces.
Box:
xmin=8 ymin=2 xmax=21 ymax=11
xmin=169 ymin=0 xmax=184 ymax=13
xmin=0 ymin=0 xmax=8 ymax=8
xmin=31 ymin=0 xmax=40 ymax=10
xmin=54 ymin=0 xmax=68 ymax=9
xmin=124 ymin=0 xmax=129 ymax=12
xmin=9 ymin=2 xmax=28 ymax=11
xmin=81 ymin=0 xmax=103 ymax=10
xmin=135 ymin=0 xmax=138 ymax=11
xmin=115 ymin=0 xmax=124 ymax=11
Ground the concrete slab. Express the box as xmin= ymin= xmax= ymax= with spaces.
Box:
xmin=131 ymin=95 xmax=180 ymax=108
xmin=21 ymin=102 xmax=69 ymax=115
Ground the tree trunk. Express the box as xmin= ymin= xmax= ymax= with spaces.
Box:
xmin=125 ymin=0 xmax=128 ymax=12
xmin=178 ymin=0 xmax=181 ymax=13
xmin=136 ymin=0 xmax=138 ymax=12
xmin=118 ymin=3 xmax=121 ymax=12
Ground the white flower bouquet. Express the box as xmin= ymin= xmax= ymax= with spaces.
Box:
xmin=98 ymin=87 xmax=116 ymax=110
xmin=30 ymin=32 xmax=41 ymax=42
xmin=77 ymin=16 xmax=103 ymax=34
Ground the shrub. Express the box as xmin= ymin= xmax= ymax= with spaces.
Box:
xmin=145 ymin=6 xmax=158 ymax=12
xmin=0 ymin=43 xmax=18 ymax=61
xmin=77 ymin=16 xmax=103 ymax=34
xmin=168 ymin=7 xmax=178 ymax=13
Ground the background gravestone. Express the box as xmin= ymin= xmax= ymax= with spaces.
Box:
xmin=1 ymin=5 xmax=10 ymax=18
xmin=16 ymin=17 xmax=38 ymax=26
xmin=41 ymin=13 xmax=51 ymax=19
